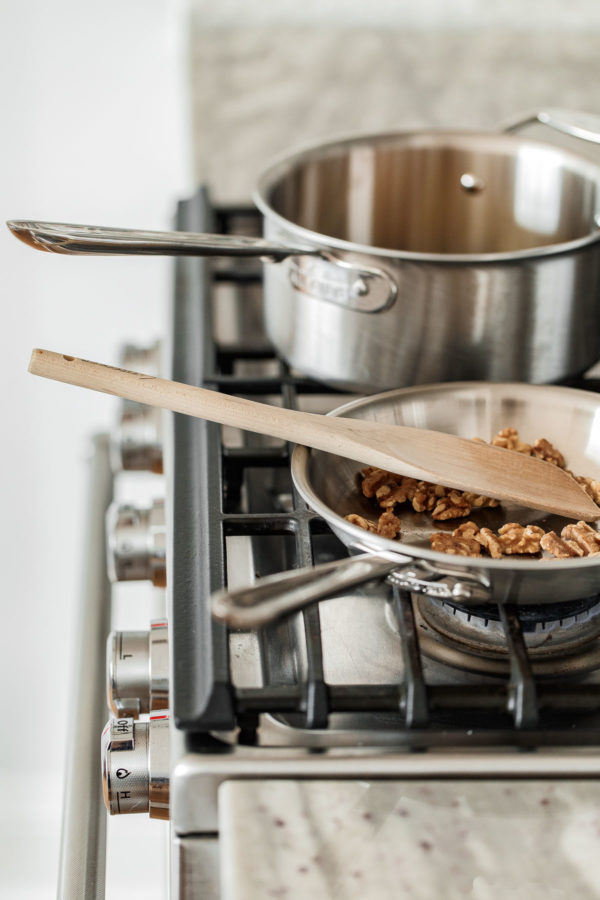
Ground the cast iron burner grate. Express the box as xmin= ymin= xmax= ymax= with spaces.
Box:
xmin=169 ymin=188 xmax=600 ymax=749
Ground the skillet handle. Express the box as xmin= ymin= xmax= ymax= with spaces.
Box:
xmin=503 ymin=108 xmax=600 ymax=145
xmin=211 ymin=553 xmax=400 ymax=629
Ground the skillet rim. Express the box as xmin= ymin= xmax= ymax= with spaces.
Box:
xmin=290 ymin=380 xmax=600 ymax=575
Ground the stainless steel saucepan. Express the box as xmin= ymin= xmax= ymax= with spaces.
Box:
xmin=212 ymin=382 xmax=600 ymax=628
xmin=8 ymin=109 xmax=600 ymax=391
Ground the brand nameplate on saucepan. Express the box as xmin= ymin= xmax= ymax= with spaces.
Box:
xmin=287 ymin=256 xmax=396 ymax=313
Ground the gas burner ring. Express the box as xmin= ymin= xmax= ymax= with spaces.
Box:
xmin=432 ymin=594 xmax=600 ymax=636
xmin=385 ymin=593 xmax=600 ymax=676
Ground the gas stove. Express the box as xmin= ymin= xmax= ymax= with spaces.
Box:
xmin=61 ymin=190 xmax=600 ymax=899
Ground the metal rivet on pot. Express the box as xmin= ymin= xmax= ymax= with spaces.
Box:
xmin=351 ymin=278 xmax=369 ymax=298
xmin=460 ymin=173 xmax=485 ymax=193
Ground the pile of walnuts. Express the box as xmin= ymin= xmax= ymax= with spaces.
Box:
xmin=432 ymin=519 xmax=600 ymax=559
xmin=344 ymin=427 xmax=600 ymax=560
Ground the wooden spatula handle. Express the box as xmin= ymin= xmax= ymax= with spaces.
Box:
xmin=27 ymin=348 xmax=600 ymax=520
xmin=28 ymin=348 xmax=330 ymax=449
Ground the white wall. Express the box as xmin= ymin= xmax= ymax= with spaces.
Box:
xmin=0 ymin=1 xmax=191 ymax=896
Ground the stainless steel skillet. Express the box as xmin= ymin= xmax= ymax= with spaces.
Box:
xmin=212 ymin=382 xmax=600 ymax=628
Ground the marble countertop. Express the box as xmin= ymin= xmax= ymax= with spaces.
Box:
xmin=190 ymin=27 xmax=600 ymax=204
xmin=219 ymin=778 xmax=600 ymax=899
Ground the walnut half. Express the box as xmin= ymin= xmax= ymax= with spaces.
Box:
xmin=432 ymin=521 xmax=545 ymax=560
xmin=431 ymin=491 xmax=472 ymax=521
xmin=345 ymin=514 xmax=377 ymax=534
xmin=541 ymin=521 xmax=600 ymax=558
xmin=345 ymin=511 xmax=402 ymax=540
xmin=491 ymin=427 xmax=531 ymax=454
xmin=540 ymin=531 xmax=584 ymax=559
xmin=430 ymin=521 xmax=482 ymax=557
xmin=495 ymin=523 xmax=545 ymax=555
xmin=531 ymin=438 xmax=566 ymax=468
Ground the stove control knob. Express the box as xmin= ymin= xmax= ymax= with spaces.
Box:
xmin=106 ymin=499 xmax=166 ymax=586
xmin=107 ymin=621 xmax=169 ymax=718
xmin=119 ymin=341 xmax=161 ymax=376
xmin=101 ymin=715 xmax=169 ymax=819
xmin=112 ymin=400 xmax=163 ymax=473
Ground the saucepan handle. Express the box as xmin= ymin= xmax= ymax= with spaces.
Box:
xmin=211 ymin=553 xmax=401 ymax=629
xmin=503 ymin=108 xmax=600 ymax=145
xmin=5 ymin=221 xmax=319 ymax=260
xmin=6 ymin=220 xmax=397 ymax=313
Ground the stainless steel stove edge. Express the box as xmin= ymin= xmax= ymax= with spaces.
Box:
xmin=172 ymin=835 xmax=220 ymax=900
xmin=171 ymin=747 xmax=600 ymax=834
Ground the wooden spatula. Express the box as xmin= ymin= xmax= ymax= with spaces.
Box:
xmin=28 ymin=348 xmax=600 ymax=521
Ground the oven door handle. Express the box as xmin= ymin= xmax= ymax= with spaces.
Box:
xmin=57 ymin=435 xmax=113 ymax=900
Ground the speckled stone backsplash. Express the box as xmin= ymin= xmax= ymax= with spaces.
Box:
xmin=190 ymin=27 xmax=600 ymax=202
